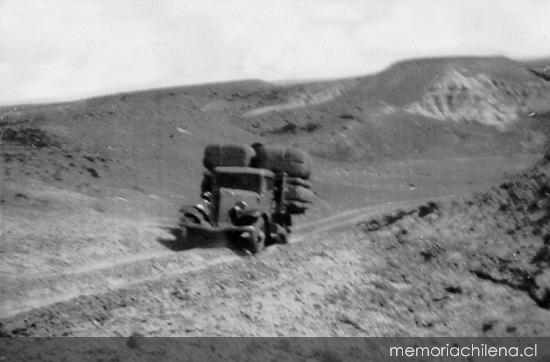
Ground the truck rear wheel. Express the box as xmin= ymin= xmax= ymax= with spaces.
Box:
xmin=272 ymin=224 xmax=288 ymax=244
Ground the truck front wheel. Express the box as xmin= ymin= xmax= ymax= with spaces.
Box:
xmin=249 ymin=218 xmax=267 ymax=254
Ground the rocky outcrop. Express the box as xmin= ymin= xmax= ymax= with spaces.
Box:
xmin=406 ymin=68 xmax=550 ymax=130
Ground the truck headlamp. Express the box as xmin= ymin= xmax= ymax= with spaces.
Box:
xmin=233 ymin=201 xmax=248 ymax=219
xmin=235 ymin=201 xmax=248 ymax=210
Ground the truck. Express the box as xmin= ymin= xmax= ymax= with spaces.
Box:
xmin=179 ymin=143 xmax=313 ymax=254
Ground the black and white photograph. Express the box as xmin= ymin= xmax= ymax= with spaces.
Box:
xmin=1 ymin=0 xmax=550 ymax=350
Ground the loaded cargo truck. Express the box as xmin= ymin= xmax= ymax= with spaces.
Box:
xmin=179 ymin=143 xmax=313 ymax=254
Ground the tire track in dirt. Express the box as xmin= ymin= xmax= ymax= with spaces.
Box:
xmin=293 ymin=194 xmax=459 ymax=238
xmin=0 ymin=194 xmax=458 ymax=319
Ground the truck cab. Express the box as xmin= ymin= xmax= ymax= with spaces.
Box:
xmin=205 ymin=167 xmax=276 ymax=226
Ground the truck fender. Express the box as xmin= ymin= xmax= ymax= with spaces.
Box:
xmin=180 ymin=205 xmax=207 ymax=225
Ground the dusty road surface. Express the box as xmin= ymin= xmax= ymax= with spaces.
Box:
xmin=2 ymin=152 xmax=549 ymax=336
xmin=0 ymin=191 xmax=454 ymax=328
xmin=1 ymin=200 xmax=549 ymax=336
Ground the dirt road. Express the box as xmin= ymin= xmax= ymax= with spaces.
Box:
xmin=3 ymin=176 xmax=550 ymax=337
xmin=1 ymin=152 xmax=545 ymax=337
xmin=1 ymin=194 xmax=467 ymax=336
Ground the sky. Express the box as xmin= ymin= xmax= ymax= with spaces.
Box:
xmin=1 ymin=0 xmax=549 ymax=106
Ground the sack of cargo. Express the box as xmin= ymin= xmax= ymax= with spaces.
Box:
xmin=286 ymin=200 xmax=309 ymax=214
xmin=287 ymin=177 xmax=312 ymax=189
xmin=203 ymin=144 xmax=255 ymax=171
xmin=251 ymin=143 xmax=312 ymax=179
xmin=286 ymin=185 xmax=314 ymax=203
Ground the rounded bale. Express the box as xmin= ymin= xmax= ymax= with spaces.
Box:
xmin=203 ymin=144 xmax=255 ymax=171
xmin=286 ymin=200 xmax=309 ymax=214
xmin=252 ymin=143 xmax=312 ymax=179
xmin=286 ymin=185 xmax=314 ymax=203
xmin=287 ymin=177 xmax=312 ymax=188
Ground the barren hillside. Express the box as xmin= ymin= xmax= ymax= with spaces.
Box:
xmin=237 ymin=57 xmax=550 ymax=161
xmin=2 ymin=57 xmax=550 ymax=192
xmin=1 ymin=55 xmax=550 ymax=337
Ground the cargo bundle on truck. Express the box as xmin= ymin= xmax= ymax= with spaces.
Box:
xmin=179 ymin=143 xmax=314 ymax=253
xmin=203 ymin=144 xmax=256 ymax=171
xmin=251 ymin=143 xmax=312 ymax=179
xmin=200 ymin=143 xmax=313 ymax=214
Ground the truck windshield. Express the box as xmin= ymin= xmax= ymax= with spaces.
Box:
xmin=217 ymin=173 xmax=262 ymax=193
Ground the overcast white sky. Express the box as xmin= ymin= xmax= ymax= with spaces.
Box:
xmin=1 ymin=0 xmax=549 ymax=106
